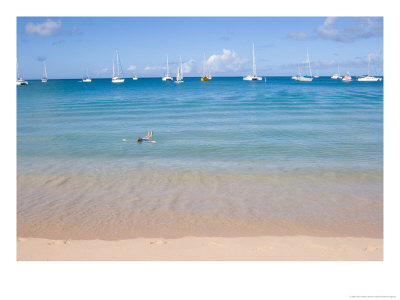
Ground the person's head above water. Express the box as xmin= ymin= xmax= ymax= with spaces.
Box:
xmin=137 ymin=137 xmax=142 ymax=142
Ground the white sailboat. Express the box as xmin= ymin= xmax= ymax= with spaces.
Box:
xmin=82 ymin=67 xmax=91 ymax=82
xmin=357 ymin=54 xmax=382 ymax=81
xmin=112 ymin=50 xmax=125 ymax=83
xmin=331 ymin=63 xmax=342 ymax=79
xmin=132 ymin=75 xmax=138 ymax=80
xmin=243 ymin=43 xmax=262 ymax=81
xmin=16 ymin=61 xmax=28 ymax=85
xmin=41 ymin=61 xmax=48 ymax=83
xmin=175 ymin=56 xmax=184 ymax=83
xmin=292 ymin=64 xmax=301 ymax=80
xmin=162 ymin=54 xmax=173 ymax=81
xmin=296 ymin=49 xmax=313 ymax=81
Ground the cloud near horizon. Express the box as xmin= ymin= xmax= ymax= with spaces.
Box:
xmin=25 ymin=19 xmax=62 ymax=36
xmin=287 ymin=17 xmax=382 ymax=43
xmin=207 ymin=49 xmax=249 ymax=73
xmin=182 ymin=59 xmax=197 ymax=73
xmin=68 ymin=26 xmax=81 ymax=36
xmin=281 ymin=50 xmax=383 ymax=73
xmin=127 ymin=65 xmax=137 ymax=71
xmin=287 ymin=31 xmax=310 ymax=41
xmin=144 ymin=66 xmax=160 ymax=72
xmin=96 ymin=68 xmax=110 ymax=76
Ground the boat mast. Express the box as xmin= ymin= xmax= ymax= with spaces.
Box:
xmin=307 ymin=48 xmax=312 ymax=77
xmin=43 ymin=61 xmax=47 ymax=78
xmin=116 ymin=50 xmax=120 ymax=77
xmin=203 ymin=52 xmax=206 ymax=77
xmin=207 ymin=57 xmax=211 ymax=78
xmin=368 ymin=54 xmax=370 ymax=76
xmin=338 ymin=63 xmax=340 ymax=76
xmin=180 ymin=56 xmax=183 ymax=79
xmin=17 ymin=60 xmax=20 ymax=79
xmin=166 ymin=54 xmax=169 ymax=77
xmin=112 ymin=54 xmax=115 ymax=78
xmin=252 ymin=43 xmax=256 ymax=76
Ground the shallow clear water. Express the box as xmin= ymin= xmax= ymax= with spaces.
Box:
xmin=17 ymin=77 xmax=383 ymax=239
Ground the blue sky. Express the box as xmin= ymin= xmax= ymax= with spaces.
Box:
xmin=17 ymin=17 xmax=383 ymax=79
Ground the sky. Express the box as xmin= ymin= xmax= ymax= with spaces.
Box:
xmin=16 ymin=17 xmax=383 ymax=79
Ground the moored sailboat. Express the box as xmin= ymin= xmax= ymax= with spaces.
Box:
xmin=201 ymin=53 xmax=211 ymax=81
xmin=292 ymin=64 xmax=301 ymax=80
xmin=243 ymin=43 xmax=262 ymax=81
xmin=175 ymin=56 xmax=184 ymax=83
xmin=16 ymin=61 xmax=28 ymax=85
xmin=357 ymin=54 xmax=382 ymax=81
xmin=41 ymin=61 xmax=48 ymax=83
xmin=342 ymin=72 xmax=352 ymax=82
xmin=82 ymin=68 xmax=91 ymax=82
xmin=296 ymin=49 xmax=313 ymax=81
xmin=331 ymin=63 xmax=342 ymax=79
xmin=162 ymin=55 xmax=173 ymax=81
xmin=112 ymin=50 xmax=125 ymax=83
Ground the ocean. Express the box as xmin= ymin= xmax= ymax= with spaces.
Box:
xmin=17 ymin=77 xmax=383 ymax=239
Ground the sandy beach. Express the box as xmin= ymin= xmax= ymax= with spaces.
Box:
xmin=17 ymin=235 xmax=382 ymax=261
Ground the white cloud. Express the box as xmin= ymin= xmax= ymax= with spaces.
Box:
xmin=68 ymin=26 xmax=81 ymax=36
xmin=144 ymin=66 xmax=156 ymax=71
xmin=287 ymin=17 xmax=383 ymax=43
xmin=25 ymin=19 xmax=62 ymax=36
xmin=207 ymin=49 xmax=249 ymax=73
xmin=287 ymin=31 xmax=310 ymax=41
xmin=182 ymin=59 xmax=197 ymax=73
xmin=345 ymin=17 xmax=383 ymax=40
xmin=282 ymin=50 xmax=382 ymax=72
xmin=316 ymin=17 xmax=340 ymax=40
xmin=96 ymin=68 xmax=110 ymax=76
xmin=127 ymin=65 xmax=137 ymax=71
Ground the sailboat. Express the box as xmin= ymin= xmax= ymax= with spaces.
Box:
xmin=16 ymin=61 xmax=28 ymax=85
xmin=132 ymin=74 xmax=138 ymax=80
xmin=243 ymin=43 xmax=262 ymax=81
xmin=342 ymin=72 xmax=352 ymax=82
xmin=41 ymin=61 xmax=48 ymax=83
xmin=162 ymin=55 xmax=173 ymax=81
xmin=331 ymin=63 xmax=342 ymax=79
xmin=82 ymin=67 xmax=91 ymax=82
xmin=112 ymin=50 xmax=125 ymax=83
xmin=296 ymin=49 xmax=313 ymax=81
xmin=357 ymin=54 xmax=382 ymax=81
xmin=292 ymin=64 xmax=301 ymax=80
xmin=175 ymin=56 xmax=184 ymax=84
xmin=201 ymin=53 xmax=211 ymax=81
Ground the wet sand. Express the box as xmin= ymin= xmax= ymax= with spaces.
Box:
xmin=17 ymin=235 xmax=383 ymax=261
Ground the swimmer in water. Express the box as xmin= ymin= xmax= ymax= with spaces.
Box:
xmin=138 ymin=130 xmax=155 ymax=143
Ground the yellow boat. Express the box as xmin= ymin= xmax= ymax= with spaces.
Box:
xmin=200 ymin=52 xmax=212 ymax=81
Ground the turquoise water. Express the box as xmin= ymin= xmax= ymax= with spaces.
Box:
xmin=17 ymin=77 xmax=383 ymax=239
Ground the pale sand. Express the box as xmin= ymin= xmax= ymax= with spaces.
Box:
xmin=17 ymin=235 xmax=382 ymax=261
